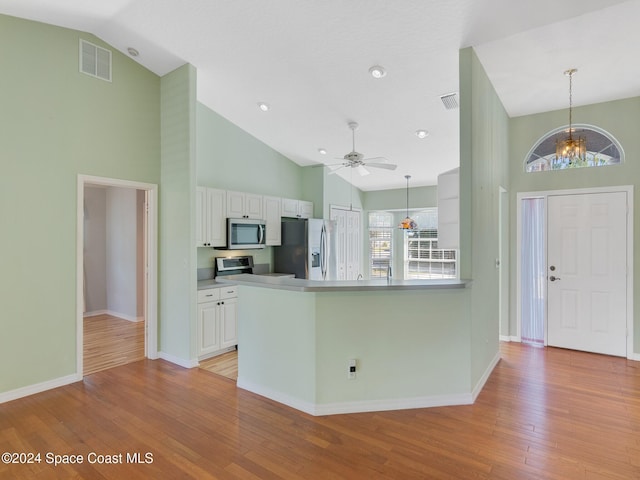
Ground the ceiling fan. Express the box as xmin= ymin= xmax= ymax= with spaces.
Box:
xmin=318 ymin=122 xmax=398 ymax=176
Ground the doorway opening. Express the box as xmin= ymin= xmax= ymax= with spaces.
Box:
xmin=77 ymin=175 xmax=158 ymax=377
xmin=517 ymin=186 xmax=633 ymax=358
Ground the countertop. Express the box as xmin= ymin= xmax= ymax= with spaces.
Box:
xmin=197 ymin=279 xmax=225 ymax=290
xmin=197 ymin=273 xmax=294 ymax=290
xmin=215 ymin=274 xmax=470 ymax=292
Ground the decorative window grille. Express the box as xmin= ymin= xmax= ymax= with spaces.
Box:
xmin=525 ymin=124 xmax=623 ymax=172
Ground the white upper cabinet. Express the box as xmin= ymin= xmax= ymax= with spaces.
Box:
xmin=299 ymin=200 xmax=314 ymax=219
xmin=227 ymin=191 xmax=263 ymax=219
xmin=281 ymin=198 xmax=299 ymax=218
xmin=281 ymin=198 xmax=314 ymax=219
xmin=263 ymin=195 xmax=282 ymax=246
xmin=196 ymin=187 xmax=226 ymax=247
xmin=198 ymin=187 xmax=310 ymax=248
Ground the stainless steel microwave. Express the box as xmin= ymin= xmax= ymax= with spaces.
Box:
xmin=227 ymin=218 xmax=266 ymax=249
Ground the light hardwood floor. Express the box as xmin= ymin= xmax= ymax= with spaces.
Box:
xmin=83 ymin=314 xmax=145 ymax=376
xmin=199 ymin=350 xmax=238 ymax=380
xmin=1 ymin=343 xmax=639 ymax=479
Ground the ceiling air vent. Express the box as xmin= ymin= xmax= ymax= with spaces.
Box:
xmin=79 ymin=39 xmax=112 ymax=82
xmin=440 ymin=92 xmax=459 ymax=110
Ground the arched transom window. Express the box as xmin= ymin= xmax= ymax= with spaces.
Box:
xmin=525 ymin=124 xmax=624 ymax=172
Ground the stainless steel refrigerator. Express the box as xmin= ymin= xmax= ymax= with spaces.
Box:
xmin=274 ymin=218 xmax=336 ymax=280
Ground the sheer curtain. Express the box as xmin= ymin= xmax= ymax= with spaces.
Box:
xmin=521 ymin=198 xmax=545 ymax=345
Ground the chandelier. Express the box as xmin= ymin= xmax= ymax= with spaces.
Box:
xmin=555 ymin=68 xmax=586 ymax=164
xmin=398 ymin=175 xmax=417 ymax=230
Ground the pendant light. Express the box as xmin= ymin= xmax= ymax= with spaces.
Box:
xmin=555 ymin=68 xmax=586 ymax=165
xmin=398 ymin=175 xmax=417 ymax=230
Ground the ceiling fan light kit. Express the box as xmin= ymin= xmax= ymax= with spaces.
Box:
xmin=315 ymin=122 xmax=398 ymax=177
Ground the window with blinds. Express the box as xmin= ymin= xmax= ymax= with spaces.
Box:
xmin=404 ymin=209 xmax=457 ymax=279
xmin=368 ymin=212 xmax=393 ymax=278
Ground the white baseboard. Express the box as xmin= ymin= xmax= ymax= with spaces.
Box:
xmin=311 ymin=393 xmax=473 ymax=416
xmin=237 ymin=378 xmax=474 ymax=416
xmin=237 ymin=378 xmax=317 ymax=415
xmin=158 ymin=351 xmax=198 ymax=369
xmin=0 ymin=373 xmax=82 ymax=404
xmin=628 ymin=351 xmax=640 ymax=361
xmin=499 ymin=335 xmax=521 ymax=342
xmin=84 ymin=310 xmax=143 ymax=322
xmin=198 ymin=346 xmax=236 ymax=362
xmin=471 ymin=350 xmax=501 ymax=402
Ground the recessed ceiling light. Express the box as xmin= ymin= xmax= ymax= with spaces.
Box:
xmin=368 ymin=65 xmax=387 ymax=79
xmin=257 ymin=102 xmax=270 ymax=112
xmin=318 ymin=148 xmax=327 ymax=155
xmin=415 ymin=130 xmax=429 ymax=139
xmin=127 ymin=47 xmax=139 ymax=57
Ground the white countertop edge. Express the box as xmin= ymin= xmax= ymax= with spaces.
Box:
xmin=215 ymin=274 xmax=471 ymax=292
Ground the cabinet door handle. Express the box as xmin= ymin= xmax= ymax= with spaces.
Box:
xmin=221 ymin=301 xmax=225 ymax=305
xmin=205 ymin=294 xmax=214 ymax=297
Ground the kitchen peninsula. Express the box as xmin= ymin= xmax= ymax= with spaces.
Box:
xmin=217 ymin=275 xmax=499 ymax=416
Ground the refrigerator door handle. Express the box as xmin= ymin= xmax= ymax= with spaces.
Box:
xmin=320 ymin=223 xmax=327 ymax=280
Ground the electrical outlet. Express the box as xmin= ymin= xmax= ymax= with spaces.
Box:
xmin=347 ymin=358 xmax=357 ymax=380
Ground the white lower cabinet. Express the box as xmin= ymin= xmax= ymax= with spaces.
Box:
xmin=219 ymin=296 xmax=238 ymax=349
xmin=197 ymin=285 xmax=238 ymax=358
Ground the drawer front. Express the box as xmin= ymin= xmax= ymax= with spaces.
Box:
xmin=198 ymin=289 xmax=220 ymax=303
xmin=219 ymin=285 xmax=238 ymax=300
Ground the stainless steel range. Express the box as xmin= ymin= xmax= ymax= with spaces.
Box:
xmin=215 ymin=256 xmax=254 ymax=277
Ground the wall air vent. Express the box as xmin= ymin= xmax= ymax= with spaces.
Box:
xmin=79 ymin=39 xmax=112 ymax=82
xmin=440 ymin=92 xmax=459 ymax=110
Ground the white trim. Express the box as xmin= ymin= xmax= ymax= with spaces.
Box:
xmin=157 ymin=352 xmax=199 ymax=369
xmin=237 ymin=377 xmax=473 ymax=416
xmin=471 ymin=351 xmax=501 ymax=402
xmin=516 ymin=185 xmax=635 ymax=359
xmin=77 ymin=175 xmax=159 ymax=380
xmin=83 ymin=309 xmax=109 ymax=317
xmin=237 ymin=378 xmax=317 ymax=415
xmin=83 ymin=310 xmax=143 ymax=322
xmin=498 ymin=186 xmax=508 ymax=340
xmin=499 ymin=335 xmax=521 ymax=343
xmin=0 ymin=374 xmax=81 ymax=405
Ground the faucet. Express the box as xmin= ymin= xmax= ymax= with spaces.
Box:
xmin=357 ymin=274 xmax=363 ymax=280
xmin=386 ymin=265 xmax=392 ymax=280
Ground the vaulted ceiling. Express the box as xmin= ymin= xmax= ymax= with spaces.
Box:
xmin=2 ymin=0 xmax=638 ymax=190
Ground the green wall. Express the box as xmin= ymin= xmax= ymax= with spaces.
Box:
xmin=509 ymin=96 xmax=640 ymax=353
xmin=196 ymin=103 xmax=304 ymax=199
xmin=237 ymin=285 xmax=472 ymax=413
xmin=0 ymin=15 xmax=160 ymax=393
xmin=460 ymin=47 xmax=509 ymax=386
xmin=159 ymin=64 xmax=197 ymax=363
xmin=323 ymin=170 xmax=364 ymax=214
xmin=364 ymin=185 xmax=437 ymax=212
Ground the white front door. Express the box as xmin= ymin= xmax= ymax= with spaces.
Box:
xmin=547 ymin=192 xmax=627 ymax=356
